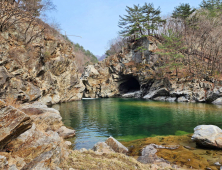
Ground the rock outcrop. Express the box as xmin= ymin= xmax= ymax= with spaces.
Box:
xmin=0 ymin=100 xmax=72 ymax=169
xmin=81 ymin=36 xmax=222 ymax=104
xmin=192 ymin=125 xmax=222 ymax=148
xmin=0 ymin=24 xmax=85 ymax=106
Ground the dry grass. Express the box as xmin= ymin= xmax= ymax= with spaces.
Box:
xmin=60 ymin=150 xmax=161 ymax=170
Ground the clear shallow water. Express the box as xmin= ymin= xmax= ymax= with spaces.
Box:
xmin=52 ymin=98 xmax=222 ymax=150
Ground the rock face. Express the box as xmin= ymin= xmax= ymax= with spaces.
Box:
xmin=192 ymin=125 xmax=222 ymax=148
xmin=0 ymin=100 xmax=72 ymax=170
xmin=81 ymin=36 xmax=222 ymax=104
xmin=0 ymin=100 xmax=32 ymax=150
xmin=0 ymin=25 xmax=85 ymax=105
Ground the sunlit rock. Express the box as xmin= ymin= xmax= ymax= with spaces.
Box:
xmin=0 ymin=100 xmax=32 ymax=150
xmin=105 ymin=137 xmax=128 ymax=154
xmin=192 ymin=125 xmax=222 ymax=148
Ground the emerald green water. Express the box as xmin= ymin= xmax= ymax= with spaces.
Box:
xmin=52 ymin=98 xmax=222 ymax=149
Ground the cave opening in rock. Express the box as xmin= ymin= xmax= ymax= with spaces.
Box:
xmin=119 ymin=77 xmax=140 ymax=94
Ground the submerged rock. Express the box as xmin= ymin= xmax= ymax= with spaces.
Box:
xmin=105 ymin=137 xmax=128 ymax=154
xmin=192 ymin=125 xmax=222 ymax=148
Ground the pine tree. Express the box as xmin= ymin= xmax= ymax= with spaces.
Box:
xmin=172 ymin=3 xmax=196 ymax=21
xmin=118 ymin=3 xmax=165 ymax=37
xmin=200 ymin=0 xmax=222 ymax=10
xmin=118 ymin=4 xmax=144 ymax=37
xmin=158 ymin=30 xmax=185 ymax=76
xmin=200 ymin=0 xmax=222 ymax=16
xmin=142 ymin=3 xmax=165 ymax=35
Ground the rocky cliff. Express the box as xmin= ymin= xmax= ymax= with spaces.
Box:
xmin=0 ymin=23 xmax=85 ymax=106
xmin=81 ymin=36 xmax=222 ymax=104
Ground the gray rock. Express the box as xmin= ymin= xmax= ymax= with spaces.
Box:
xmin=65 ymin=141 xmax=72 ymax=146
xmin=79 ymin=148 xmax=88 ymax=153
xmin=153 ymin=96 xmax=166 ymax=101
xmin=143 ymin=88 xmax=169 ymax=99
xmin=0 ymin=155 xmax=8 ymax=169
xmin=122 ymin=91 xmax=141 ymax=98
xmin=137 ymin=144 xmax=170 ymax=164
xmin=105 ymin=137 xmax=128 ymax=154
xmin=212 ymin=97 xmax=222 ymax=105
xmin=215 ymin=162 xmax=221 ymax=166
xmin=192 ymin=125 xmax=222 ymax=148
xmin=92 ymin=142 xmax=114 ymax=153
xmin=57 ymin=126 xmax=75 ymax=139
xmin=9 ymin=165 xmax=18 ymax=170
xmin=0 ymin=100 xmax=32 ymax=150
xmin=165 ymin=97 xmax=176 ymax=102
xmin=177 ymin=96 xmax=189 ymax=102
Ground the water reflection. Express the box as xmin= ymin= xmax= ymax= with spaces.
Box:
xmin=52 ymin=99 xmax=222 ymax=149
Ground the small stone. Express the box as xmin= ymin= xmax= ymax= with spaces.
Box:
xmin=57 ymin=126 xmax=75 ymax=139
xmin=79 ymin=148 xmax=87 ymax=153
xmin=65 ymin=141 xmax=72 ymax=146
xmin=184 ymin=146 xmax=195 ymax=150
xmin=206 ymin=167 xmax=212 ymax=170
xmin=92 ymin=142 xmax=114 ymax=153
xmin=215 ymin=162 xmax=221 ymax=166
xmin=9 ymin=165 xmax=18 ymax=170
xmin=0 ymin=155 xmax=8 ymax=169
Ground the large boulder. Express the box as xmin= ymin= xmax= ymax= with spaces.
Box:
xmin=192 ymin=125 xmax=222 ymax=148
xmin=20 ymin=102 xmax=63 ymax=132
xmin=105 ymin=137 xmax=128 ymax=154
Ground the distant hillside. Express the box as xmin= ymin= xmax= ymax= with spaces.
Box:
xmin=96 ymin=54 xmax=107 ymax=61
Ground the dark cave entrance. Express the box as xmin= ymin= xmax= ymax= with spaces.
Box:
xmin=119 ymin=76 xmax=140 ymax=94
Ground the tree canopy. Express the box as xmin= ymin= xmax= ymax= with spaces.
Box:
xmin=172 ymin=3 xmax=196 ymax=21
xmin=118 ymin=3 xmax=165 ymax=37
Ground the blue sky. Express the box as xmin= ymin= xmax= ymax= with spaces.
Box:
xmin=47 ymin=0 xmax=202 ymax=56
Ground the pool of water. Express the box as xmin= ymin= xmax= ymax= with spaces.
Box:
xmin=52 ymin=98 xmax=222 ymax=150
